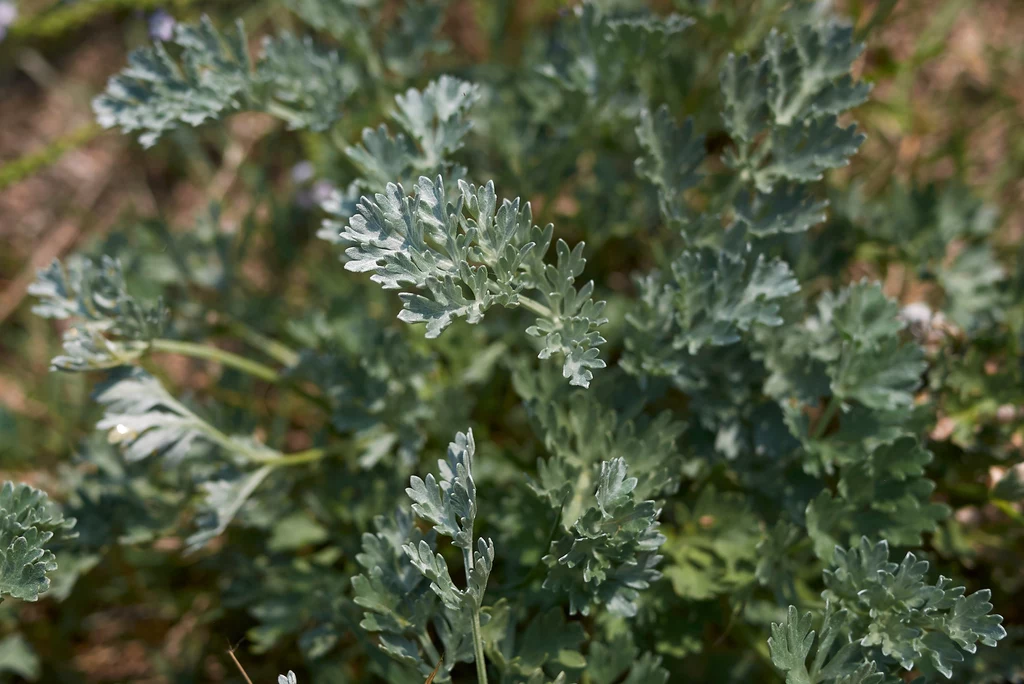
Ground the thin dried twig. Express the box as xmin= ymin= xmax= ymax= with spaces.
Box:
xmin=227 ymin=641 xmax=255 ymax=684
xmin=425 ymin=653 xmax=445 ymax=684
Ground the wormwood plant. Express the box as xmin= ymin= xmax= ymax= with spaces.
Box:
xmin=7 ymin=1 xmax=1021 ymax=682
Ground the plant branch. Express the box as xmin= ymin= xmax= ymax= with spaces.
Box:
xmin=149 ymin=338 xmax=331 ymax=412
xmin=470 ymin=611 xmax=488 ymax=684
xmin=462 ymin=533 xmax=488 ymax=684
xmin=150 ymin=339 xmax=280 ymax=383
xmin=223 ymin=318 xmax=301 ymax=367
xmin=515 ymin=293 xmax=554 ymax=320
xmin=257 ymin=447 xmax=330 ymax=467
xmin=153 ymin=388 xmax=331 ymax=467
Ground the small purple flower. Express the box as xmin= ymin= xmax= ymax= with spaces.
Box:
xmin=311 ymin=180 xmax=336 ymax=206
xmin=148 ymin=9 xmax=176 ymax=42
xmin=290 ymin=161 xmax=315 ymax=185
xmin=297 ymin=180 xmax=337 ymax=210
xmin=0 ymin=2 xmax=18 ymax=42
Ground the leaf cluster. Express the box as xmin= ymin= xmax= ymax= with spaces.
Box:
xmin=10 ymin=2 xmax=1020 ymax=683
xmin=0 ymin=483 xmax=76 ymax=602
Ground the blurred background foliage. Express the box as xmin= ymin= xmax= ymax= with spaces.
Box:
xmin=0 ymin=0 xmax=1022 ymax=682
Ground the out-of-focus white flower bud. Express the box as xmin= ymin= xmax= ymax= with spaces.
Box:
xmin=900 ymin=302 xmax=933 ymax=328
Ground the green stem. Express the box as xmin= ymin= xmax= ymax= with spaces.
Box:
xmin=416 ymin=632 xmax=442 ymax=666
xmin=150 ymin=339 xmax=280 ymax=383
xmin=813 ymin=396 xmax=841 ymax=441
xmin=256 ymin=447 xmax=328 ymax=467
xmin=223 ymin=318 xmax=300 ymax=367
xmin=153 ymin=393 xmax=270 ymax=465
xmin=470 ymin=611 xmax=487 ymax=684
xmin=516 ymin=294 xmax=554 ymax=320
xmin=461 ymin=545 xmax=488 ymax=684
xmin=150 ymin=338 xmax=332 ymax=414
xmin=482 ymin=279 xmax=555 ymax=321
xmin=155 ymin=392 xmax=330 ymax=467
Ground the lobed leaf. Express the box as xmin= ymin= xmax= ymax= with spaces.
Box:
xmin=29 ymin=256 xmax=165 ymax=372
xmin=0 ymin=482 xmax=76 ymax=602
xmin=820 ymin=538 xmax=1007 ymax=678
xmin=634 ymin=105 xmax=705 ymax=230
xmin=542 ymin=458 xmax=664 ymax=617
xmin=94 ymin=17 xmax=349 ymax=146
xmin=340 ymin=176 xmax=607 ymax=386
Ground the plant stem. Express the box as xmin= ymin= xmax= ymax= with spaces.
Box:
xmin=516 ymin=294 xmax=554 ymax=320
xmin=152 ymin=393 xmax=272 ymax=465
xmin=813 ymin=396 xmax=841 ymax=440
xmin=481 ymin=280 xmax=555 ymax=320
xmin=417 ymin=632 xmax=442 ymax=666
xmin=462 ymin=545 xmax=489 ymax=684
xmin=150 ymin=339 xmax=280 ymax=383
xmin=264 ymin=101 xmax=310 ymax=129
xmin=224 ymin=318 xmax=300 ymax=367
xmin=471 ymin=611 xmax=488 ymax=684
xmin=256 ymin=447 xmax=328 ymax=467
xmin=150 ymin=337 xmax=331 ymax=416
xmin=156 ymin=391 xmax=329 ymax=467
